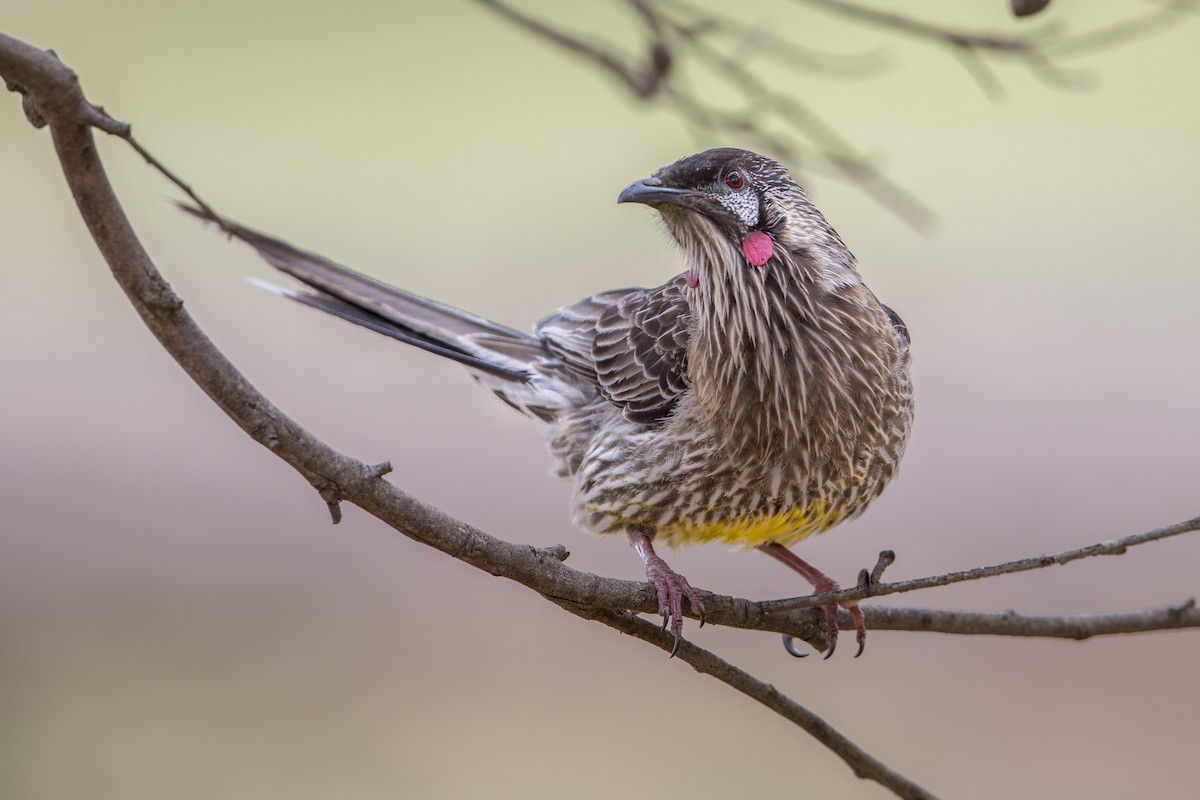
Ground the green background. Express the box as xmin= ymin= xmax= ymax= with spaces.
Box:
xmin=2 ymin=2 xmax=1198 ymax=798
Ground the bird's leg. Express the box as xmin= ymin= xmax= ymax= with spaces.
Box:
xmin=629 ymin=529 xmax=705 ymax=657
xmin=758 ymin=542 xmax=866 ymax=659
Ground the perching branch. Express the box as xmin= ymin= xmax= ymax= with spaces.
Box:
xmin=866 ymin=599 xmax=1200 ymax=639
xmin=3 ymin=29 xmax=1196 ymax=800
xmin=763 ymin=514 xmax=1200 ymax=614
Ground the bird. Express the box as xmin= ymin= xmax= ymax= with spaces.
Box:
xmin=186 ymin=147 xmax=913 ymax=658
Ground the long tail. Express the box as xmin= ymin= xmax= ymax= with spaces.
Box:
xmin=182 ymin=204 xmax=548 ymax=385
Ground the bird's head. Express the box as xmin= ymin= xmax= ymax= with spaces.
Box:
xmin=618 ymin=148 xmax=857 ymax=290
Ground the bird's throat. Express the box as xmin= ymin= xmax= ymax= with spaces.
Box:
xmin=689 ymin=257 xmax=824 ymax=458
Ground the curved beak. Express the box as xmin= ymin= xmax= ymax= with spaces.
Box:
xmin=617 ymin=177 xmax=699 ymax=207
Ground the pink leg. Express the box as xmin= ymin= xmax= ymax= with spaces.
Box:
xmin=629 ymin=529 xmax=705 ymax=657
xmin=758 ymin=543 xmax=866 ymax=659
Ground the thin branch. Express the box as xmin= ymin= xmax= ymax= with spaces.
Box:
xmin=799 ymin=0 xmax=1046 ymax=52
xmin=763 ymin=515 xmax=1200 ymax=614
xmin=657 ymin=0 xmax=889 ymax=76
xmin=656 ymin=11 xmax=937 ymax=230
xmin=555 ymin=598 xmax=939 ymax=800
xmin=474 ymin=0 xmax=669 ymax=97
xmin=1042 ymin=0 xmax=1199 ymax=57
xmin=866 ymin=599 xmax=1199 ymax=639
xmin=799 ymin=0 xmax=1196 ymax=59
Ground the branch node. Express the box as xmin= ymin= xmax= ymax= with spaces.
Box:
xmin=366 ymin=460 xmax=393 ymax=479
xmin=1172 ymin=597 xmax=1197 ymax=619
xmin=22 ymin=91 xmax=46 ymax=127
xmin=253 ymin=416 xmax=282 ymax=450
xmin=534 ymin=543 xmax=570 ymax=562
xmin=317 ymin=483 xmax=343 ymax=524
xmin=870 ymin=549 xmax=896 ymax=588
xmin=5 ymin=75 xmax=47 ymax=128
xmin=88 ymin=104 xmax=130 ymax=135
xmin=146 ymin=282 xmax=184 ymax=311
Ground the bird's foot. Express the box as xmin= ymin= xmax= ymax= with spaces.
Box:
xmin=630 ymin=530 xmax=705 ymax=657
xmin=801 ymin=572 xmax=867 ymax=660
xmin=759 ymin=543 xmax=867 ymax=659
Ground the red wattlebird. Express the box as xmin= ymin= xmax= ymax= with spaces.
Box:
xmin=188 ymin=148 xmax=913 ymax=658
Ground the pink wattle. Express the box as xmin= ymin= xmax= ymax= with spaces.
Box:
xmin=687 ymin=263 xmax=699 ymax=288
xmin=741 ymin=231 xmax=773 ymax=267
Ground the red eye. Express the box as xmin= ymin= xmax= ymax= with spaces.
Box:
xmin=724 ymin=170 xmax=744 ymax=190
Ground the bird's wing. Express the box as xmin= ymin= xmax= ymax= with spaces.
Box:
xmin=537 ymin=274 xmax=692 ymax=423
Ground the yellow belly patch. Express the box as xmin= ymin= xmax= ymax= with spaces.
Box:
xmin=660 ymin=503 xmax=843 ymax=549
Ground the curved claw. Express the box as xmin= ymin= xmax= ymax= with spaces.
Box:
xmin=759 ymin=543 xmax=870 ymax=661
xmin=781 ymin=634 xmax=809 ymax=658
xmin=669 ymin=632 xmax=682 ymax=659
xmin=857 ymin=568 xmax=872 ymax=593
xmin=821 ymin=603 xmax=839 ymax=659
xmin=852 ymin=605 xmax=867 ymax=658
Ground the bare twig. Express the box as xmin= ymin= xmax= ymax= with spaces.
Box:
xmin=474 ymin=0 xmax=669 ymax=97
xmin=556 ymin=599 xmax=939 ymax=800
xmin=800 ymin=0 xmax=1197 ymax=58
xmin=763 ymin=515 xmax=1200 ymax=614
xmin=799 ymin=0 xmax=1048 ymax=52
xmin=1041 ymin=0 xmax=1199 ymax=57
xmin=866 ymin=599 xmax=1199 ymax=639
xmin=656 ymin=0 xmax=889 ymax=76
xmin=656 ymin=10 xmax=937 ymax=229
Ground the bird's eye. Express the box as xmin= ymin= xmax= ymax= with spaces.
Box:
xmin=724 ymin=170 xmax=744 ymax=190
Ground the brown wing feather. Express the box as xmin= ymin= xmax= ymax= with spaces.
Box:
xmin=536 ymin=274 xmax=692 ymax=423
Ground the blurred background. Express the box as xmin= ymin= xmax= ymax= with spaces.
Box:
xmin=2 ymin=2 xmax=1198 ymax=798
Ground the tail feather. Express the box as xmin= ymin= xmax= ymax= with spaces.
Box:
xmin=183 ymin=204 xmax=543 ymax=384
